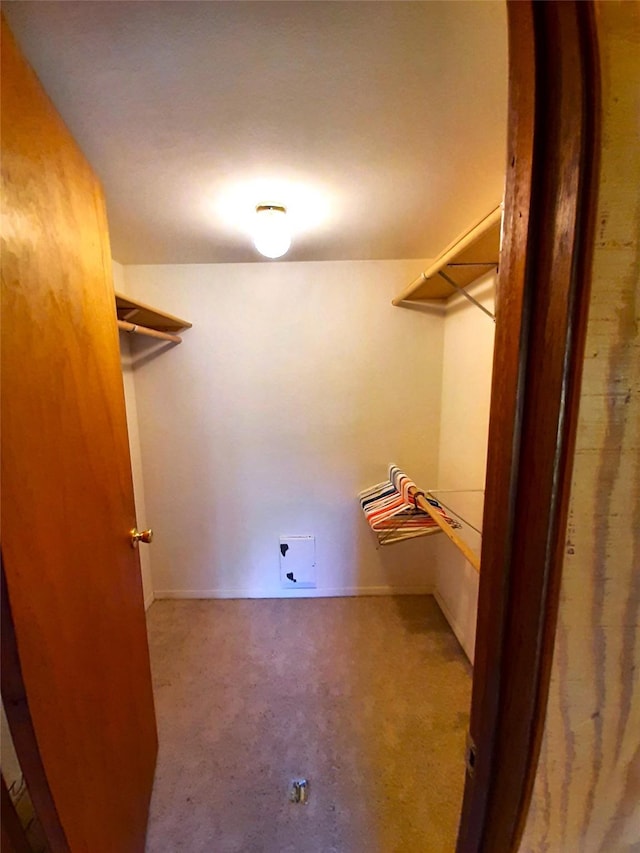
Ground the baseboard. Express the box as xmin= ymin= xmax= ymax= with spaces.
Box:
xmin=153 ymin=584 xmax=436 ymax=600
xmin=434 ymin=589 xmax=474 ymax=664
xmin=144 ymin=592 xmax=155 ymax=611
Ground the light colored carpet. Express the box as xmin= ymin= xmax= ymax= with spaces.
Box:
xmin=145 ymin=596 xmax=471 ymax=853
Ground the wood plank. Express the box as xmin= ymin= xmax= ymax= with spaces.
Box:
xmin=393 ymin=207 xmax=501 ymax=304
xmin=115 ymin=291 xmax=192 ymax=332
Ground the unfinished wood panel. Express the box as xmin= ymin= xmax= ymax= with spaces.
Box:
xmin=1 ymin=17 xmax=157 ymax=852
xmin=519 ymin=3 xmax=640 ymax=850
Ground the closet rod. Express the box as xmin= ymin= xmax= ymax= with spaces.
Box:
xmin=437 ymin=270 xmax=496 ymax=321
xmin=117 ymin=319 xmax=182 ymax=344
xmin=392 ymin=206 xmax=502 ymax=306
xmin=409 ymin=487 xmax=481 ymax=573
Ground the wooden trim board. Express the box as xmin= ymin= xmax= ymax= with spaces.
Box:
xmin=456 ymin=2 xmax=601 ymax=850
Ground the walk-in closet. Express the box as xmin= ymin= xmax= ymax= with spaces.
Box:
xmin=116 ymin=217 xmax=498 ymax=849
xmin=2 ymin=2 xmax=508 ymax=848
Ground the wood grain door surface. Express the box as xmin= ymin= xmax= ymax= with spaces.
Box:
xmin=1 ymin=18 xmax=157 ymax=852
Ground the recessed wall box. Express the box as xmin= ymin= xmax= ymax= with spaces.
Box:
xmin=279 ymin=536 xmax=316 ymax=589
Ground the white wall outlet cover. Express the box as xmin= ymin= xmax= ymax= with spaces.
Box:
xmin=279 ymin=536 xmax=316 ymax=589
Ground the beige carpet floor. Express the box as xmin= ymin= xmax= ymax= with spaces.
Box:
xmin=144 ymin=596 xmax=472 ymax=853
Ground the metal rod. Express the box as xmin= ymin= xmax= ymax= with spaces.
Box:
xmin=437 ymin=270 xmax=496 ymax=321
xmin=446 ymin=262 xmax=497 ymax=268
xmin=426 ymin=492 xmax=483 ymax=536
xmin=427 ymin=488 xmax=485 ymax=493
xmin=376 ymin=505 xmax=434 ymax=545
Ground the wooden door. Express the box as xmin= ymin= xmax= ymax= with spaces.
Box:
xmin=1 ymin=18 xmax=157 ymax=852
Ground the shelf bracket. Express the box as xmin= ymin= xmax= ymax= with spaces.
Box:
xmin=437 ymin=270 xmax=496 ymax=322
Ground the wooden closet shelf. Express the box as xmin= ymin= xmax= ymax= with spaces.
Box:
xmin=393 ymin=206 xmax=502 ymax=305
xmin=115 ymin=292 xmax=192 ymax=334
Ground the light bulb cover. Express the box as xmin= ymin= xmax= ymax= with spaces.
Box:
xmin=253 ymin=204 xmax=291 ymax=258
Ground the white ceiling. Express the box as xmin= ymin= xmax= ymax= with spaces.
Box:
xmin=4 ymin=1 xmax=508 ymax=265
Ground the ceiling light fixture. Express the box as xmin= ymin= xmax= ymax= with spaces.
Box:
xmin=253 ymin=204 xmax=291 ymax=259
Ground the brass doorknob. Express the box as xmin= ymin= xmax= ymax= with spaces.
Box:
xmin=130 ymin=528 xmax=153 ymax=548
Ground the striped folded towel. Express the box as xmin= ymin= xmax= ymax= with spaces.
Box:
xmin=359 ymin=465 xmax=460 ymax=545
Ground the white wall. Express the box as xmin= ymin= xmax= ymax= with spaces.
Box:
xmin=435 ymin=272 xmax=495 ymax=662
xmin=114 ymin=261 xmax=154 ymax=609
xmin=120 ymin=259 xmax=444 ymax=598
